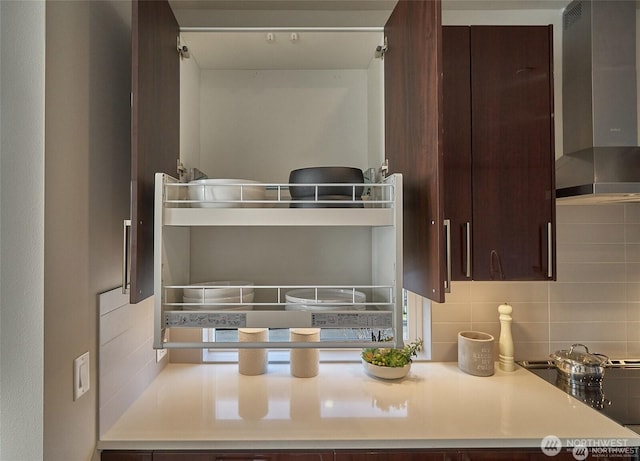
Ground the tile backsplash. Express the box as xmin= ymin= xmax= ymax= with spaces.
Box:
xmin=430 ymin=204 xmax=640 ymax=361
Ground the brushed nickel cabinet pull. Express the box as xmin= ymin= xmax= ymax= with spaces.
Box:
xmin=444 ymin=219 xmax=452 ymax=293
xmin=465 ymin=221 xmax=472 ymax=278
xmin=122 ymin=219 xmax=131 ymax=294
xmin=547 ymin=221 xmax=553 ymax=278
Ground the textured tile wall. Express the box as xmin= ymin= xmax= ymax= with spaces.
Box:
xmin=430 ymin=204 xmax=640 ymax=361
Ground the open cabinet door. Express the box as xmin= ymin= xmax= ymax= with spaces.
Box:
xmin=384 ymin=0 xmax=446 ymax=302
xmin=130 ymin=0 xmax=179 ymax=303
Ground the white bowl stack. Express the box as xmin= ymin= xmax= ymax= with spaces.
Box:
xmin=188 ymin=179 xmax=266 ymax=208
xmin=182 ymin=281 xmax=254 ymax=310
xmin=284 ymin=288 xmax=366 ymax=311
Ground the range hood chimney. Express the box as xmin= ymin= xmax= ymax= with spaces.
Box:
xmin=556 ymin=0 xmax=640 ymax=204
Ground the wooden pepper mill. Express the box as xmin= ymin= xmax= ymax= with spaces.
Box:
xmin=498 ymin=303 xmax=515 ymax=372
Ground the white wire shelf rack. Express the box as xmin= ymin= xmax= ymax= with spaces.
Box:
xmin=154 ymin=173 xmax=404 ymax=350
xmin=162 ymin=181 xmax=395 ymax=208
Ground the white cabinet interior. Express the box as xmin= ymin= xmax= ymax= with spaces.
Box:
xmin=154 ymin=29 xmax=404 ymax=350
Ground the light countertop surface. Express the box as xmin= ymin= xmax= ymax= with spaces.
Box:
xmin=98 ymin=362 xmax=640 ymax=451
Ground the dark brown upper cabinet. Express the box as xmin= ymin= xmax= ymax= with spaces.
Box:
xmin=130 ymin=0 xmax=445 ymax=304
xmin=443 ymin=25 xmax=556 ymax=282
xmin=385 ymin=0 xmax=446 ymax=302
xmin=130 ymin=0 xmax=180 ymax=303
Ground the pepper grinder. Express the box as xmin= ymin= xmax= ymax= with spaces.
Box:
xmin=498 ymin=303 xmax=515 ymax=372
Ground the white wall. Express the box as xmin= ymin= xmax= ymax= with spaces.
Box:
xmin=44 ymin=1 xmax=131 ymax=460
xmin=198 ymin=69 xmax=371 ymax=182
xmin=0 ymin=2 xmax=46 ymax=460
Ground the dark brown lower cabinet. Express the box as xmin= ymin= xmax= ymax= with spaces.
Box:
xmin=101 ymin=452 xmax=152 ymax=461
xmin=457 ymin=449 xmax=578 ymax=460
xmin=336 ymin=450 xmax=581 ymax=461
xmin=101 ymin=451 xmax=333 ymax=461
xmin=334 ymin=451 xmax=451 ymax=461
xmin=101 ymin=449 xmax=587 ymax=461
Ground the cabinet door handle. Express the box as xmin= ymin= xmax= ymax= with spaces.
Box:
xmin=465 ymin=221 xmax=472 ymax=278
xmin=547 ymin=221 xmax=553 ymax=278
xmin=444 ymin=219 xmax=452 ymax=293
xmin=122 ymin=219 xmax=131 ymax=294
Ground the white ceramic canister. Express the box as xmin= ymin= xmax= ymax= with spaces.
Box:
xmin=458 ymin=331 xmax=495 ymax=377
xmin=238 ymin=328 xmax=268 ymax=376
xmin=290 ymin=328 xmax=320 ymax=378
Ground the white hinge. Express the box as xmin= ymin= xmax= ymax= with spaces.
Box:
xmin=177 ymin=36 xmax=190 ymax=59
xmin=177 ymin=159 xmax=187 ymax=181
xmin=375 ymin=37 xmax=388 ymax=60
xmin=379 ymin=159 xmax=389 ymax=178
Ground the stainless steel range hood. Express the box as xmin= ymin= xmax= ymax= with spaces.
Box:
xmin=556 ymin=0 xmax=640 ymax=204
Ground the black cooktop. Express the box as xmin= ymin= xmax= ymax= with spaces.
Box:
xmin=519 ymin=360 xmax=640 ymax=429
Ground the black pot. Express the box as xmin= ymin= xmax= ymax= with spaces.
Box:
xmin=289 ymin=195 xmax=364 ymax=208
xmin=288 ymin=166 xmax=364 ymax=199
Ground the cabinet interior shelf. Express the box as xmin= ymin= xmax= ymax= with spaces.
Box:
xmin=161 ymin=180 xmax=396 ymax=226
xmin=154 ymin=173 xmax=404 ymax=350
xmin=163 ymin=207 xmax=395 ymax=227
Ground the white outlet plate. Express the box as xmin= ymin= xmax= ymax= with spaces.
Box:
xmin=156 ymin=348 xmax=167 ymax=362
xmin=73 ymin=351 xmax=90 ymax=401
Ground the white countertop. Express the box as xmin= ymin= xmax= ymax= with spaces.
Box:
xmin=99 ymin=362 xmax=640 ymax=451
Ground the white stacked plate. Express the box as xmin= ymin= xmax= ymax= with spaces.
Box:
xmin=182 ymin=281 xmax=254 ymax=310
xmin=284 ymin=288 xmax=366 ymax=311
xmin=188 ymin=179 xmax=266 ymax=208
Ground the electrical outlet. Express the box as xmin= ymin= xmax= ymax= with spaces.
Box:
xmin=156 ymin=348 xmax=167 ymax=363
xmin=73 ymin=351 xmax=90 ymax=401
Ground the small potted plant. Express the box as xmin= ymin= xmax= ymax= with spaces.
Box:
xmin=361 ymin=338 xmax=423 ymax=380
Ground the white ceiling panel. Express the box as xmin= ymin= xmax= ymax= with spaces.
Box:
xmin=181 ymin=30 xmax=384 ymax=70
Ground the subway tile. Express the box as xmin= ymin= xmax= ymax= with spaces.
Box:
xmin=471 ymin=302 xmax=549 ymax=322
xmin=431 ymin=322 xmax=471 ymax=343
xmin=628 ymin=342 xmax=640 ymax=357
xmin=549 ymin=322 xmax=627 ymax=342
xmin=100 ymin=336 xmax=155 ymax=407
xmin=444 ymin=281 xmax=472 ymax=303
xmin=100 ymin=300 xmax=152 ymax=347
xmin=626 ymin=263 xmax=640 ymax=282
xmin=628 ymin=302 xmax=640 ymax=321
xmin=556 ymin=204 xmax=624 ymax=224
xmin=628 ymin=322 xmax=640 ymax=342
xmin=625 ymin=204 xmax=640 ymax=223
xmin=513 ymin=342 xmax=550 ymax=361
xmin=550 ymin=302 xmax=627 ymax=322
xmin=100 ymin=313 xmax=153 ymax=378
xmin=556 ymin=223 xmax=625 ymax=244
xmin=549 ymin=341 xmax=628 ymax=358
xmin=469 ymin=322 xmax=500 ymax=340
xmin=512 ymin=322 xmax=549 ymax=342
xmin=469 ymin=281 xmax=549 ymax=303
xmin=626 ymin=224 xmax=640 ymax=243
xmin=556 ymin=262 xmax=626 ymax=283
xmin=430 ymin=342 xmax=458 ymax=362
xmin=431 ymin=302 xmax=471 ymax=323
xmin=625 ymin=244 xmax=640 ymax=262
xmin=549 ymin=282 xmax=627 ymax=303
xmin=556 ymin=243 xmax=625 ymax=263
xmin=627 ymin=283 xmax=640 ymax=301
